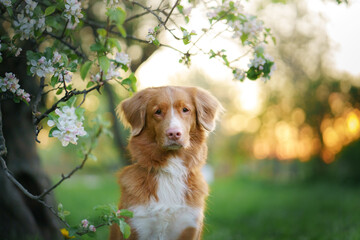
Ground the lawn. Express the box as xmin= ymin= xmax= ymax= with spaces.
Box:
xmin=55 ymin=175 xmax=360 ymax=240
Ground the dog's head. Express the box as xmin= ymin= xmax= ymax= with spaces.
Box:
xmin=118 ymin=86 xmax=222 ymax=150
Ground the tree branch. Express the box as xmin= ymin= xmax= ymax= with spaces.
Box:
xmin=163 ymin=0 xmax=180 ymax=27
xmin=126 ymin=0 xmax=181 ymax=40
xmin=34 ymin=82 xmax=105 ymax=126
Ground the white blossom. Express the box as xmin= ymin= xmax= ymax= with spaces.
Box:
xmin=248 ymin=55 xmax=266 ymax=68
xmin=115 ymin=52 xmax=130 ymax=66
xmin=233 ymin=68 xmax=246 ymax=81
xmin=145 ymin=28 xmax=156 ymax=43
xmin=13 ymin=0 xmax=52 ymax=40
xmin=64 ymin=0 xmax=83 ymax=29
xmin=29 ymin=56 xmax=55 ymax=78
xmin=0 ymin=72 xmax=31 ymax=102
xmin=53 ymin=51 xmax=62 ymax=63
xmin=25 ymin=0 xmax=37 ymax=16
xmin=56 ymin=70 xmax=73 ymax=83
xmin=90 ymin=73 xmax=101 ymax=83
xmin=183 ymin=7 xmax=192 ymax=16
xmin=105 ymin=63 xmax=121 ymax=79
xmin=0 ymin=0 xmax=11 ymax=7
xmin=89 ymin=225 xmax=96 ymax=232
xmin=81 ymin=219 xmax=89 ymax=228
xmin=15 ymin=47 xmax=22 ymax=57
xmin=48 ymin=106 xmax=86 ymax=147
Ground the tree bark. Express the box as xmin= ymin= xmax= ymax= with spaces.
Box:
xmin=0 ymin=48 xmax=62 ymax=240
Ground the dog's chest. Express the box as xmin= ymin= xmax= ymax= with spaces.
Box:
xmin=155 ymin=156 xmax=188 ymax=204
xmin=129 ymin=157 xmax=201 ymax=240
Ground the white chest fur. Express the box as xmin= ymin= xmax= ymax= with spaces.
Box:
xmin=129 ymin=157 xmax=202 ymax=240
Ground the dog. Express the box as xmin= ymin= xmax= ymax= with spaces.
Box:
xmin=109 ymin=86 xmax=222 ymax=240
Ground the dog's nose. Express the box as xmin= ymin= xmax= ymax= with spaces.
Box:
xmin=166 ymin=128 xmax=182 ymax=140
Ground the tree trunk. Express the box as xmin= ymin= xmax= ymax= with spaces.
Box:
xmin=0 ymin=49 xmax=62 ymax=240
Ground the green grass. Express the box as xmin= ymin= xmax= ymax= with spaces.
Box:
xmin=204 ymin=178 xmax=360 ymax=240
xmin=56 ymin=175 xmax=360 ymax=240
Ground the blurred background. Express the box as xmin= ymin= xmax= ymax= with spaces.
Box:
xmin=37 ymin=0 xmax=360 ymax=239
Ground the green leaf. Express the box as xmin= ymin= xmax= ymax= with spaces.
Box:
xmin=108 ymin=38 xmax=121 ymax=51
xmin=99 ymin=56 xmax=110 ymax=74
xmin=97 ymin=28 xmax=107 ymax=37
xmin=63 ymin=210 xmax=70 ymax=216
xmin=45 ymin=6 xmax=56 ymax=16
xmin=86 ymin=81 xmax=95 ymax=88
xmin=177 ymin=5 xmax=183 ymax=14
xmin=67 ymin=96 xmax=77 ymax=107
xmin=222 ymin=54 xmax=229 ymax=66
xmin=44 ymin=47 xmax=53 ymax=59
xmin=90 ymin=42 xmax=106 ymax=53
xmin=271 ymin=36 xmax=277 ymax=45
xmin=122 ymin=73 xmax=137 ymax=92
xmin=240 ymin=33 xmax=248 ymax=45
xmin=246 ymin=67 xmax=261 ymax=80
xmin=119 ymin=209 xmax=133 ymax=218
xmin=51 ymin=75 xmax=58 ymax=87
xmin=75 ymin=107 xmax=85 ymax=119
xmin=119 ymin=220 xmax=131 ymax=239
xmin=80 ymin=61 xmax=93 ymax=80
xmin=185 ymin=16 xmax=189 ymax=23
xmin=263 ymin=61 xmax=274 ymax=76
xmin=7 ymin=8 xmax=13 ymax=17
xmin=117 ymin=25 xmax=127 ymax=37
xmin=106 ymin=7 xmax=126 ymax=25
xmin=94 ymin=204 xmax=117 ymax=214
xmin=68 ymin=61 xmax=78 ymax=72
xmin=152 ymin=39 xmax=160 ymax=46
xmin=106 ymin=7 xmax=127 ymax=37
xmin=56 ymin=88 xmax=63 ymax=95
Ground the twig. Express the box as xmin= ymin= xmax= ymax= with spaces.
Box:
xmin=124 ymin=11 xmax=149 ymax=23
xmin=61 ymin=20 xmax=69 ymax=38
xmin=129 ymin=1 xmax=163 ymax=23
xmin=125 ymin=35 xmax=186 ymax=54
xmin=45 ymin=31 xmax=87 ymax=60
xmin=127 ymin=0 xmax=181 ymax=40
xmin=34 ymin=82 xmax=105 ymax=126
xmin=163 ymin=0 xmax=180 ymax=27
xmin=42 ymin=85 xmax=62 ymax=96
xmin=77 ymin=223 xmax=107 ymax=236
xmin=83 ymin=19 xmax=186 ymax=55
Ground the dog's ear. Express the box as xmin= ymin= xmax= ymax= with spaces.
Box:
xmin=117 ymin=89 xmax=151 ymax=136
xmin=194 ymin=88 xmax=223 ymax=132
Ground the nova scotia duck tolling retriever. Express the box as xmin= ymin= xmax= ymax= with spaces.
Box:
xmin=109 ymin=86 xmax=223 ymax=240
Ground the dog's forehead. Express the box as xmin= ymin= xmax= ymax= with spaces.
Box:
xmin=150 ymin=87 xmax=192 ymax=105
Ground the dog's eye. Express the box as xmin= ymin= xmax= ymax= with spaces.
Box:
xmin=155 ymin=109 xmax=162 ymax=115
xmin=182 ymin=107 xmax=189 ymax=113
